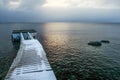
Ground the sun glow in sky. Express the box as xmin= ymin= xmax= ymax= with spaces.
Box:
xmin=42 ymin=0 xmax=118 ymax=9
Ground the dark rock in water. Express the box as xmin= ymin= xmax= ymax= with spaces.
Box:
xmin=88 ymin=41 xmax=102 ymax=46
xmin=101 ymin=40 xmax=110 ymax=43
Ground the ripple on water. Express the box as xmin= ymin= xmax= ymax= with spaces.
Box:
xmin=43 ymin=34 xmax=120 ymax=80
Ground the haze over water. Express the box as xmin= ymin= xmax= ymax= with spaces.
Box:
xmin=0 ymin=23 xmax=120 ymax=80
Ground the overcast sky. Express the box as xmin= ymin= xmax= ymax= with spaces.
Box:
xmin=0 ymin=0 xmax=120 ymax=22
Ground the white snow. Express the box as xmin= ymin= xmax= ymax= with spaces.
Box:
xmin=5 ymin=32 xmax=57 ymax=80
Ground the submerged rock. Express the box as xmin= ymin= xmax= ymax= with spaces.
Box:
xmin=88 ymin=41 xmax=102 ymax=46
xmin=101 ymin=40 xmax=110 ymax=43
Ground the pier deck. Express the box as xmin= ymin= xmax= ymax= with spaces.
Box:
xmin=5 ymin=32 xmax=56 ymax=80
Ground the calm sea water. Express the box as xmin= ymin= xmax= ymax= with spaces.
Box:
xmin=0 ymin=23 xmax=120 ymax=80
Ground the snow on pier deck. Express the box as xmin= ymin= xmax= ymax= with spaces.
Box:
xmin=5 ymin=32 xmax=57 ymax=80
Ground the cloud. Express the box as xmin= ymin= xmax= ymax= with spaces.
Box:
xmin=0 ymin=0 xmax=120 ymax=22
xmin=0 ymin=0 xmax=3 ymax=5
xmin=8 ymin=0 xmax=21 ymax=9
xmin=0 ymin=0 xmax=45 ymax=10
xmin=0 ymin=0 xmax=21 ymax=10
xmin=42 ymin=0 xmax=69 ymax=8
xmin=19 ymin=0 xmax=45 ymax=10
xmin=0 ymin=0 xmax=120 ymax=10
xmin=42 ymin=0 xmax=120 ymax=9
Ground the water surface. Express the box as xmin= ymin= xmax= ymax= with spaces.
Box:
xmin=0 ymin=23 xmax=120 ymax=80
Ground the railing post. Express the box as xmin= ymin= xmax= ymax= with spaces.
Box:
xmin=20 ymin=33 xmax=24 ymax=41
xmin=27 ymin=32 xmax=34 ymax=40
